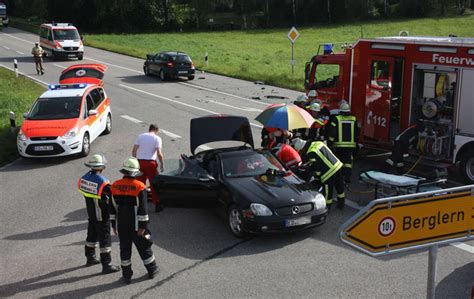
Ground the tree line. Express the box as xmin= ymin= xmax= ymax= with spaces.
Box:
xmin=4 ymin=0 xmax=473 ymax=32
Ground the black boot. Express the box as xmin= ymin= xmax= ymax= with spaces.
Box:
xmin=100 ymin=252 xmax=120 ymax=274
xmin=145 ymin=261 xmax=159 ymax=279
xmin=337 ymin=198 xmax=345 ymax=210
xmin=85 ymin=246 xmax=100 ymax=266
xmin=122 ymin=265 xmax=133 ymax=284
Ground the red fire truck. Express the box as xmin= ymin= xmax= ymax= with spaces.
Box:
xmin=304 ymin=36 xmax=474 ymax=183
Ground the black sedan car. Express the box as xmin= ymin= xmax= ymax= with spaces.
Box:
xmin=153 ymin=115 xmax=328 ymax=238
xmin=143 ymin=51 xmax=195 ymax=81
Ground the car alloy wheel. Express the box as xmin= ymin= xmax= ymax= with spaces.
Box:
xmin=159 ymin=69 xmax=165 ymax=81
xmin=228 ymin=205 xmax=246 ymax=238
xmin=80 ymin=133 xmax=90 ymax=157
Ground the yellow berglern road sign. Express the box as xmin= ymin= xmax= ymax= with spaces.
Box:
xmin=339 ymin=185 xmax=474 ymax=256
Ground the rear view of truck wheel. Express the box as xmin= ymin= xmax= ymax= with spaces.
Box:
xmin=460 ymin=153 xmax=474 ymax=184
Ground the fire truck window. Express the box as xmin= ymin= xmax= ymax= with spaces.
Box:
xmin=370 ymin=61 xmax=390 ymax=88
xmin=315 ymin=64 xmax=340 ymax=88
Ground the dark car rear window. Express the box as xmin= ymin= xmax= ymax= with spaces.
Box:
xmin=172 ymin=55 xmax=192 ymax=63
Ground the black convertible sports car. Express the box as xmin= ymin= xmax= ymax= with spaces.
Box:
xmin=153 ymin=115 xmax=328 ymax=237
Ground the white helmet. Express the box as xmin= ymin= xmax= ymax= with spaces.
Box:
xmin=308 ymin=90 xmax=318 ymax=98
xmin=85 ymin=154 xmax=106 ymax=170
xmin=120 ymin=157 xmax=143 ymax=177
xmin=339 ymin=101 xmax=350 ymax=113
xmin=309 ymin=102 xmax=321 ymax=112
xmin=292 ymin=138 xmax=307 ymax=152
xmin=296 ymin=94 xmax=308 ymax=102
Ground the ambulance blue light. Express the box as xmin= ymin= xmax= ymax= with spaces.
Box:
xmin=323 ymin=44 xmax=333 ymax=55
xmin=78 ymin=84 xmax=86 ymax=88
xmin=49 ymin=84 xmax=57 ymax=90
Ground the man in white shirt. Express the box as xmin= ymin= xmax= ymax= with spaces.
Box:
xmin=132 ymin=124 xmax=165 ymax=212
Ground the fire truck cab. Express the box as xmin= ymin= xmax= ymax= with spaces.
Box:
xmin=305 ymin=36 xmax=474 ymax=183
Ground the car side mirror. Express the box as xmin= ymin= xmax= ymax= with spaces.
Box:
xmin=88 ymin=109 xmax=98 ymax=116
xmin=23 ymin=112 xmax=29 ymax=119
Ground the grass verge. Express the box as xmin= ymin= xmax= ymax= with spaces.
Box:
xmin=0 ymin=67 xmax=45 ymax=166
xmin=84 ymin=15 xmax=474 ymax=90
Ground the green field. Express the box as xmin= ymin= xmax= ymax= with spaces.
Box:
xmin=0 ymin=67 xmax=45 ymax=166
xmin=85 ymin=15 xmax=474 ymax=90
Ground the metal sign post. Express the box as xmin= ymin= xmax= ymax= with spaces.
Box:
xmin=287 ymin=27 xmax=300 ymax=75
xmin=339 ymin=185 xmax=474 ymax=298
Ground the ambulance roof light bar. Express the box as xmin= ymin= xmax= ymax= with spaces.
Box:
xmin=48 ymin=84 xmax=87 ymax=90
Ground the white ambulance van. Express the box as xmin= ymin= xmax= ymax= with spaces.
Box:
xmin=39 ymin=23 xmax=84 ymax=60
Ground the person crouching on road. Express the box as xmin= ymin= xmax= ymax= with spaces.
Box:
xmin=132 ymin=124 xmax=165 ymax=212
xmin=31 ymin=42 xmax=44 ymax=75
xmin=110 ymin=157 xmax=159 ymax=284
xmin=77 ymin=154 xmax=120 ymax=274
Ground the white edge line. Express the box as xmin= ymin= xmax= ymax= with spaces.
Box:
xmin=179 ymin=81 xmax=268 ymax=106
xmin=4 ymin=46 xmax=11 ymax=50
xmin=15 ymin=51 xmax=25 ymax=55
xmin=120 ymin=114 xmax=143 ymax=124
xmin=53 ymin=64 xmax=67 ymax=69
xmin=0 ymin=64 xmax=49 ymax=86
xmin=160 ymin=129 xmax=182 ymax=139
xmin=450 ymin=242 xmax=474 ymax=254
xmin=3 ymin=33 xmax=33 ymax=44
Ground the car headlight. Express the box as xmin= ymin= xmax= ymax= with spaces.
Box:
xmin=312 ymin=193 xmax=326 ymax=210
xmin=62 ymin=127 xmax=78 ymax=139
xmin=250 ymin=203 xmax=272 ymax=216
xmin=17 ymin=130 xmax=27 ymax=142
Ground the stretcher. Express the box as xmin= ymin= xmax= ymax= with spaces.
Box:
xmin=359 ymin=170 xmax=447 ymax=199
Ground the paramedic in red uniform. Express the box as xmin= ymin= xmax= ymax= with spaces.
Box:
xmin=271 ymin=142 xmax=302 ymax=171
xmin=132 ymin=124 xmax=165 ymax=212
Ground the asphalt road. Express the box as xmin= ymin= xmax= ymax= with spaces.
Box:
xmin=0 ymin=27 xmax=473 ymax=298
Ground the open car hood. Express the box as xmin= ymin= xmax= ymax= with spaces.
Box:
xmin=59 ymin=64 xmax=107 ymax=86
xmin=190 ymin=115 xmax=254 ymax=154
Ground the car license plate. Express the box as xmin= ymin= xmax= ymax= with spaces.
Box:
xmin=178 ymin=70 xmax=188 ymax=74
xmin=68 ymin=54 xmax=75 ymax=57
xmin=34 ymin=145 xmax=53 ymax=151
xmin=284 ymin=216 xmax=311 ymax=227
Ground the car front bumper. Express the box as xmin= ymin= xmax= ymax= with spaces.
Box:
xmin=17 ymin=135 xmax=83 ymax=158
xmin=242 ymin=208 xmax=328 ymax=234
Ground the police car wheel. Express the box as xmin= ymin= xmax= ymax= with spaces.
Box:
xmin=80 ymin=133 xmax=90 ymax=157
xmin=103 ymin=114 xmax=112 ymax=135
xmin=228 ymin=204 xmax=248 ymax=238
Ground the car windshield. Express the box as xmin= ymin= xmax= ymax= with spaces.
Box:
xmin=28 ymin=97 xmax=82 ymax=120
xmin=172 ymin=55 xmax=192 ymax=63
xmin=53 ymin=29 xmax=80 ymax=40
xmin=222 ymin=151 xmax=285 ymax=178
xmin=60 ymin=68 xmax=103 ymax=81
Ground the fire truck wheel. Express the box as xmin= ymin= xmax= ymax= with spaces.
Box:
xmin=460 ymin=154 xmax=474 ymax=184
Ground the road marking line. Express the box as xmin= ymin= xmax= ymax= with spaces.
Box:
xmin=451 ymin=242 xmax=474 ymax=254
xmin=161 ymin=129 xmax=182 ymax=139
xmin=2 ymin=33 xmax=32 ymax=44
xmin=15 ymin=51 xmax=25 ymax=55
xmin=179 ymin=81 xmax=268 ymax=106
xmin=209 ymin=100 xmax=263 ymax=112
xmin=87 ymin=57 xmax=142 ymax=74
xmin=3 ymin=46 xmax=11 ymax=50
xmin=0 ymin=64 xmax=49 ymax=86
xmin=121 ymin=114 xmax=182 ymax=139
xmin=120 ymin=114 xmax=143 ymax=124
xmin=121 ymin=84 xmax=263 ymax=129
xmin=53 ymin=63 xmax=67 ymax=69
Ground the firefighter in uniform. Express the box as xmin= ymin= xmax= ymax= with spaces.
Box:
xmin=328 ymin=101 xmax=358 ymax=209
xmin=293 ymin=138 xmax=342 ymax=208
xmin=77 ymin=154 xmax=120 ymax=274
xmin=110 ymin=157 xmax=159 ymax=284
xmin=306 ymin=102 xmax=329 ymax=141
xmin=31 ymin=42 xmax=44 ymax=75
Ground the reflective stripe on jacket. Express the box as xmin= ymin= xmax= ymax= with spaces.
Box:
xmin=330 ymin=115 xmax=357 ymax=148
xmin=306 ymin=141 xmax=342 ymax=183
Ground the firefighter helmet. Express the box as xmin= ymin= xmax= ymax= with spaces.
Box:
xmin=120 ymin=157 xmax=143 ymax=177
xmin=339 ymin=101 xmax=351 ymax=113
xmin=296 ymin=94 xmax=308 ymax=102
xmin=292 ymin=138 xmax=307 ymax=152
xmin=85 ymin=154 xmax=106 ymax=170
xmin=309 ymin=102 xmax=321 ymax=112
xmin=308 ymin=90 xmax=318 ymax=98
